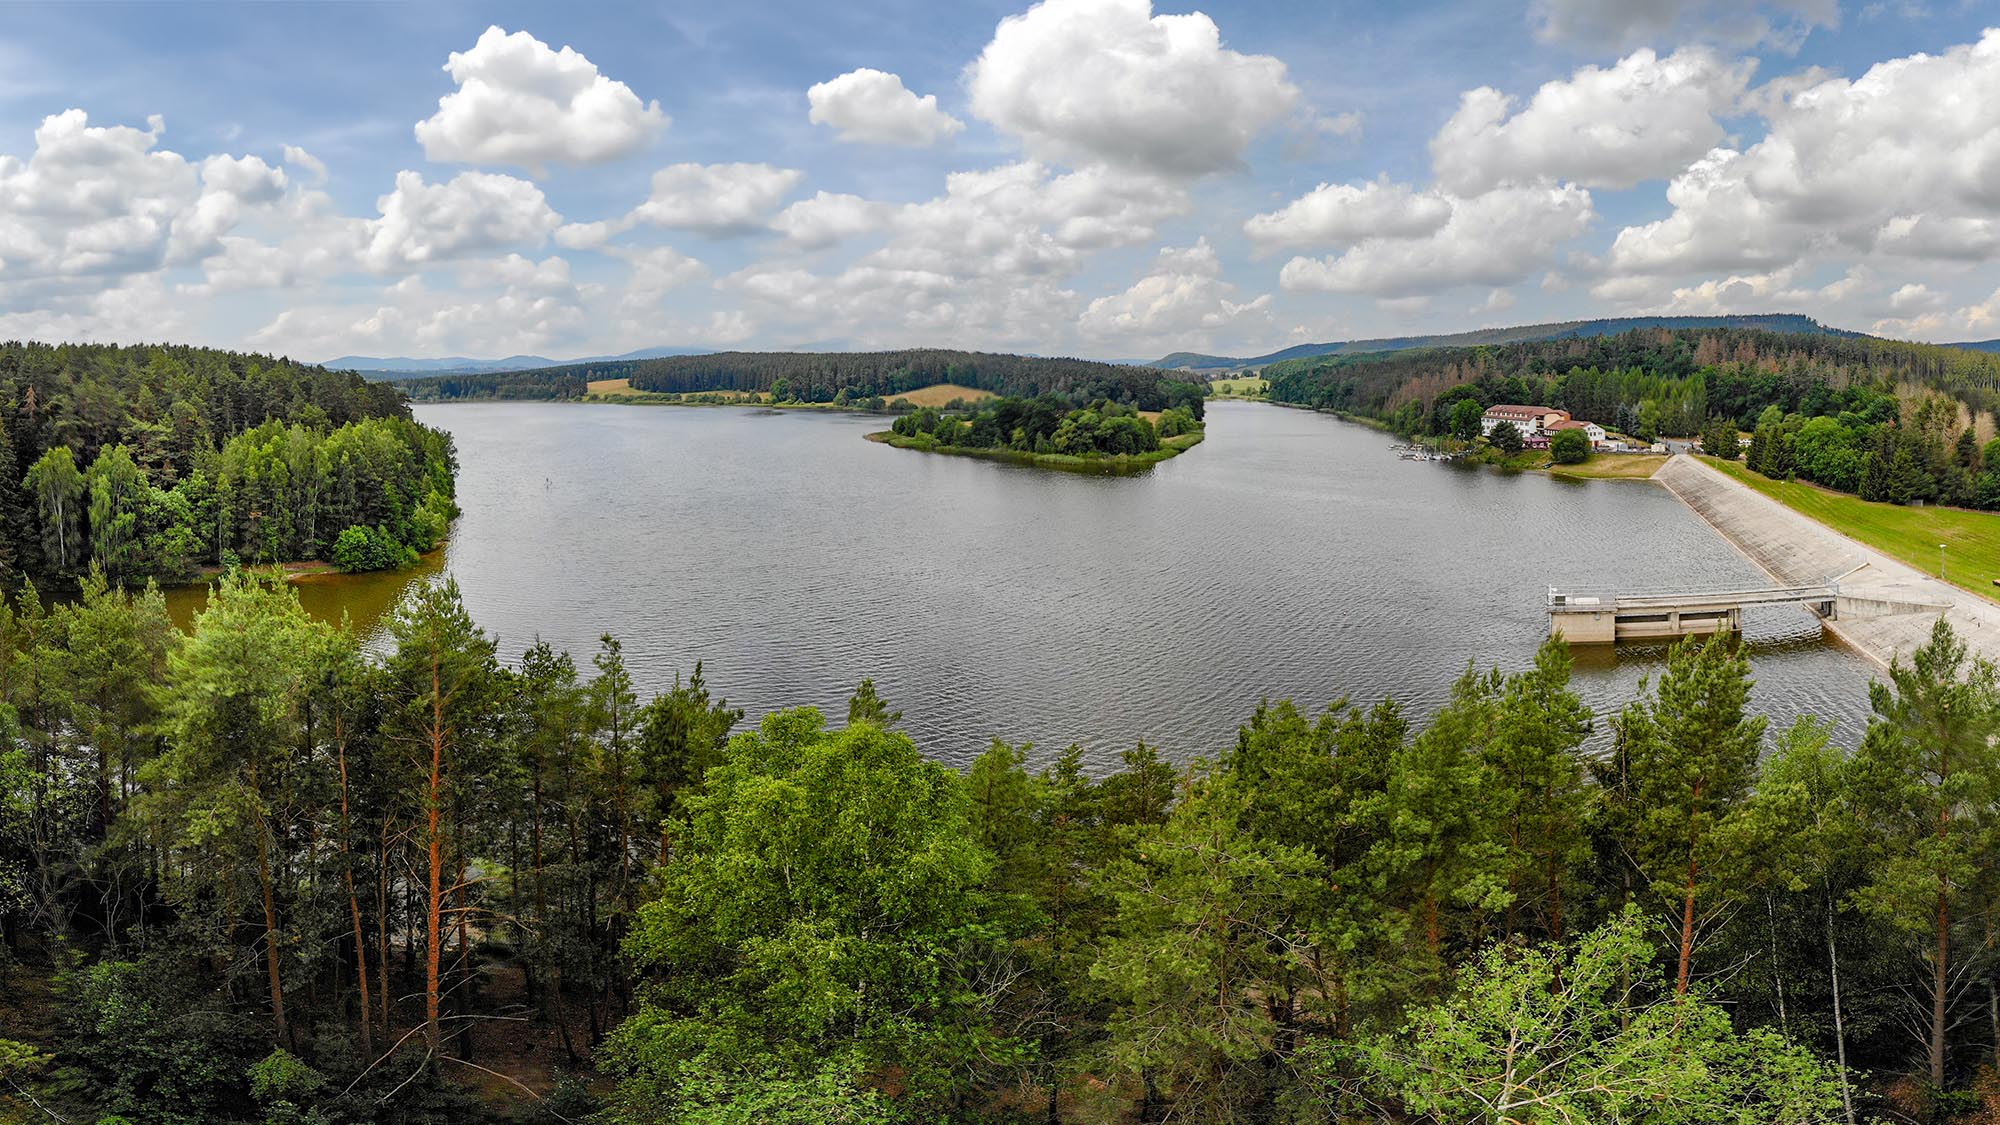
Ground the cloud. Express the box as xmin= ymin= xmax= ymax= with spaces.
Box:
xmin=1606 ymin=29 xmax=2000 ymax=277
xmin=170 ymin=154 xmax=288 ymax=262
xmin=807 ymin=68 xmax=963 ymax=145
xmin=252 ymin=269 xmax=589 ymax=358
xmin=415 ymin=26 xmax=666 ymax=172
xmin=1531 ymin=0 xmax=1837 ymax=50
xmin=967 ymin=0 xmax=1298 ymax=177
xmin=1432 ymin=48 xmax=1754 ymax=194
xmin=723 ymin=161 xmax=1189 ymax=351
xmin=873 ymin=161 xmax=1186 ymax=278
xmin=610 ymin=244 xmax=708 ymax=294
xmin=282 ymin=145 xmax=327 ymax=184
xmin=629 ymin=162 xmax=803 ymax=235
xmin=1079 ymin=237 xmax=1271 ymax=345
xmin=360 ymin=169 xmax=562 ymax=271
xmin=1243 ymin=177 xmax=1453 ymax=252
xmin=0 ymin=109 xmax=196 ymax=278
xmin=770 ymin=191 xmax=895 ymax=249
xmin=1278 ymin=183 xmax=1595 ymax=297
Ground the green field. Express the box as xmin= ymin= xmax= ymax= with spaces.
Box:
xmin=1209 ymin=376 xmax=1268 ymax=397
xmin=1699 ymin=456 xmax=2000 ymax=602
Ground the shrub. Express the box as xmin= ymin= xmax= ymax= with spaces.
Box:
xmin=331 ymin=525 xmax=412 ymax=573
xmin=1551 ymin=429 xmax=1591 ymax=464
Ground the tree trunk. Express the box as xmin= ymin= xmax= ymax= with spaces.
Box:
xmin=1930 ymin=889 xmax=1949 ymax=1086
xmin=1826 ymin=894 xmax=1854 ymax=1125
xmin=257 ymin=817 xmax=289 ymax=1044
xmin=336 ymin=729 xmax=374 ymax=1057
xmin=424 ymin=658 xmax=448 ymax=1054
xmin=1767 ymin=895 xmax=1789 ymax=1037
xmin=1676 ymin=855 xmax=1698 ymax=996
xmin=378 ymin=823 xmax=394 ymax=1032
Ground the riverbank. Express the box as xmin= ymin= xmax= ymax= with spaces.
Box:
xmin=866 ymin=429 xmax=1204 ymax=474
xmin=1656 ymin=454 xmax=2000 ymax=668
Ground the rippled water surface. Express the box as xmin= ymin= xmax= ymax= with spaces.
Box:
xmin=265 ymin=400 xmax=1881 ymax=769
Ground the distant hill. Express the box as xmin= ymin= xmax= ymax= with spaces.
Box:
xmin=330 ymin=345 xmax=713 ymax=380
xmin=1260 ymin=324 xmax=2000 ymax=434
xmin=397 ymin=348 xmax=1207 ymax=411
xmin=1153 ymin=314 xmax=1864 ymax=372
xmin=1947 ymin=339 xmax=2000 ymax=354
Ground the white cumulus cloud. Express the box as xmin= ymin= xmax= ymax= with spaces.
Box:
xmin=1432 ymin=48 xmax=1754 ymax=194
xmin=771 ymin=191 xmax=895 ymax=249
xmin=415 ymin=26 xmax=667 ymax=172
xmin=361 ymin=170 xmax=562 ymax=271
xmin=1607 ymin=29 xmax=2000 ymax=277
xmin=1279 ymin=183 xmax=1595 ymax=297
xmin=629 ymin=162 xmax=804 ymax=235
xmin=967 ymin=0 xmax=1298 ymax=178
xmin=1244 ymin=177 xmax=1453 ymax=252
xmin=1080 ymin=237 xmax=1271 ymax=345
xmin=807 ymin=69 xmax=963 ymax=145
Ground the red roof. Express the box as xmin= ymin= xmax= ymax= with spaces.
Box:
xmin=1484 ymin=404 xmax=1565 ymax=418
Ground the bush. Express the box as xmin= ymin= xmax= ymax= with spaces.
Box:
xmin=1551 ymin=429 xmax=1590 ymax=464
xmin=331 ymin=525 xmax=412 ymax=573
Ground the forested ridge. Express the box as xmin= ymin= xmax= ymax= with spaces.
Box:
xmin=3 ymin=570 xmax=1998 ymax=1123
xmin=1154 ymin=312 xmax=1860 ymax=371
xmin=1268 ymin=327 xmax=2000 ymax=509
xmin=396 ymin=348 xmax=1208 ymax=412
xmin=0 ymin=341 xmax=458 ymax=584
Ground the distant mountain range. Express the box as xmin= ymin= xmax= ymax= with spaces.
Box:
xmin=326 ymin=345 xmax=714 ymax=380
xmin=1947 ymin=339 xmax=2000 ymax=353
xmin=1151 ymin=314 xmax=1868 ymax=371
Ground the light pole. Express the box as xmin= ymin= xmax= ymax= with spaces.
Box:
xmin=1939 ymin=543 xmax=1947 ymax=582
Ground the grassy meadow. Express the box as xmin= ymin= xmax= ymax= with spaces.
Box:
xmin=1699 ymin=455 xmax=2000 ymax=602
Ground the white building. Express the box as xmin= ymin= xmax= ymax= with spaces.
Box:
xmin=1481 ymin=404 xmax=1569 ymax=436
xmin=1547 ymin=419 xmax=1609 ymax=449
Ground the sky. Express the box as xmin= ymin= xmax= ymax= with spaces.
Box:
xmin=2 ymin=0 xmax=1999 ymax=364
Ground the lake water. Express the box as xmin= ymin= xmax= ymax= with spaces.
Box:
xmin=198 ymin=400 xmax=1883 ymax=770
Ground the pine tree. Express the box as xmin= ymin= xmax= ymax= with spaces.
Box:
xmin=1485 ymin=636 xmax=1594 ymax=941
xmin=381 ymin=577 xmax=502 ymax=1054
xmin=1846 ymin=618 xmax=2000 ymax=1088
xmin=0 ymin=414 xmax=30 ymax=582
xmin=1616 ymin=631 xmax=1765 ymax=994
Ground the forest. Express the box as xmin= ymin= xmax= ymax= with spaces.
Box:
xmin=886 ymin=396 xmax=1202 ymax=458
xmin=0 ymin=343 xmax=458 ymax=583
xmin=2 ymin=570 xmax=1997 ymax=1125
xmin=1266 ymin=327 xmax=2000 ymax=509
xmin=394 ymin=349 xmax=1210 ymax=414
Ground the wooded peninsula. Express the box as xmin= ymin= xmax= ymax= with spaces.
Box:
xmin=0 ymin=343 xmax=459 ymax=585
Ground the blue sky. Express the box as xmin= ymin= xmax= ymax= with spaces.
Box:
xmin=2 ymin=0 xmax=1997 ymax=362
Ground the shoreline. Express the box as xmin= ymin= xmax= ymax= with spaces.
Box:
xmin=866 ymin=429 xmax=1204 ymax=474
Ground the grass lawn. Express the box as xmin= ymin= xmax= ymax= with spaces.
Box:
xmin=1549 ymin=453 xmax=1665 ymax=480
xmin=1699 ymin=455 xmax=2000 ymax=603
xmin=1209 ymin=376 xmax=1268 ymax=398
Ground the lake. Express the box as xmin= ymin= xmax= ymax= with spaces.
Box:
xmin=197 ymin=400 xmax=1884 ymax=770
